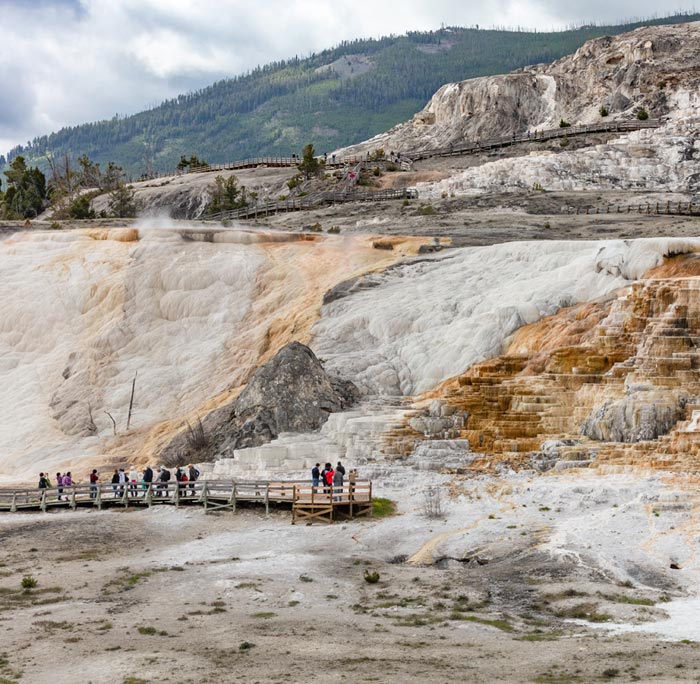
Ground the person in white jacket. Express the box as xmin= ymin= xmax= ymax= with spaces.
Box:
xmin=129 ymin=466 xmax=140 ymax=498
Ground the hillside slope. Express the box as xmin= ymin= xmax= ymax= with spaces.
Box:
xmin=6 ymin=14 xmax=699 ymax=176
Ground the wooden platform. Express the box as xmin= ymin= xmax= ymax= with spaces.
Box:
xmin=0 ymin=479 xmax=372 ymax=524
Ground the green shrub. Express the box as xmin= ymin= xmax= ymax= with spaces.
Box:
xmin=386 ymin=163 xmax=398 ymax=172
xmin=21 ymin=575 xmax=37 ymax=589
xmin=417 ymin=205 xmax=435 ymax=216
xmin=363 ymin=570 xmax=380 ymax=584
xmin=559 ymin=119 xmax=571 ymax=128
xmin=136 ymin=626 xmax=157 ymax=635
xmin=637 ymin=108 xmax=649 ymax=121
xmin=599 ymin=105 xmax=609 ymax=117
xmin=560 ymin=135 xmax=570 ymax=148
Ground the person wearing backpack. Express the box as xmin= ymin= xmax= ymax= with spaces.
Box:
xmin=38 ymin=472 xmax=49 ymax=489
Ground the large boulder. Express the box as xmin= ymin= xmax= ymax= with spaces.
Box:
xmin=160 ymin=342 xmax=358 ymax=464
xmin=581 ymin=393 xmax=685 ymax=443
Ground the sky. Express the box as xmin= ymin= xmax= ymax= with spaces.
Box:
xmin=0 ymin=0 xmax=697 ymax=155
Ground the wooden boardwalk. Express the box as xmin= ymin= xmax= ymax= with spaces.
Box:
xmin=206 ymin=187 xmax=417 ymax=221
xmin=406 ymin=119 xmax=660 ymax=160
xmin=0 ymin=479 xmax=372 ymax=524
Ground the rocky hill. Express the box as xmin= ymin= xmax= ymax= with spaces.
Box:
xmin=5 ymin=14 xmax=699 ymax=176
xmin=340 ymin=21 xmax=700 ymax=155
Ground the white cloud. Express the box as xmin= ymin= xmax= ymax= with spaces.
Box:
xmin=0 ymin=0 xmax=697 ymax=154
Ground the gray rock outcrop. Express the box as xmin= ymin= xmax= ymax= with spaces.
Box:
xmin=581 ymin=394 xmax=684 ymax=443
xmin=160 ymin=342 xmax=359 ymax=464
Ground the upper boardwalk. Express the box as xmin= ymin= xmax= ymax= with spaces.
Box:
xmin=406 ymin=119 xmax=660 ymax=160
xmin=0 ymin=479 xmax=372 ymax=524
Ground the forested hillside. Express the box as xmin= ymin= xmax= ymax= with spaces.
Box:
xmin=6 ymin=13 xmax=699 ymax=177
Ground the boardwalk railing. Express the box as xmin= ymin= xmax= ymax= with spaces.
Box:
xmin=136 ymin=119 xmax=661 ymax=182
xmin=205 ymin=187 xmax=418 ymax=221
xmin=406 ymin=119 xmax=660 ymax=160
xmin=0 ymin=479 xmax=373 ymax=524
xmin=569 ymin=200 xmax=700 ymax=217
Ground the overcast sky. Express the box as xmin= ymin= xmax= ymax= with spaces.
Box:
xmin=0 ymin=0 xmax=697 ymax=155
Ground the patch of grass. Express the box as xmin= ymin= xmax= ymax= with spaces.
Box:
xmin=538 ymin=506 xmax=551 ymax=512
xmin=372 ymin=497 xmax=396 ymax=517
xmin=239 ymin=641 xmax=255 ymax=651
xmin=601 ymin=668 xmax=620 ymax=678
xmin=555 ymin=602 xmax=611 ymax=623
xmin=518 ymin=631 xmax=562 ymax=641
xmin=599 ymin=593 xmax=655 ymax=606
xmin=532 ymin=674 xmax=582 ymax=684
xmin=123 ymin=678 xmax=149 ymax=684
xmin=451 ymin=613 xmax=513 ymax=631
xmin=299 ymin=574 xmax=313 ymax=583
xmin=251 ymin=612 xmax=276 ymax=619
xmin=392 ymin=613 xmax=443 ymax=627
xmin=416 ymin=204 xmax=435 ymax=216
xmin=288 ymin=600 xmax=300 ymax=607
xmin=542 ymin=588 xmax=589 ymax=602
xmin=137 ymin=626 xmax=157 ymax=635
xmin=33 ymin=620 xmax=73 ymax=631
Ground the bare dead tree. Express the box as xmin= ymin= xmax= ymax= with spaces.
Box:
xmin=104 ymin=411 xmax=117 ymax=436
xmin=126 ymin=371 xmax=137 ymax=431
xmin=86 ymin=402 xmax=97 ymax=434
xmin=421 ymin=486 xmax=446 ymax=519
xmin=185 ymin=416 xmax=208 ymax=450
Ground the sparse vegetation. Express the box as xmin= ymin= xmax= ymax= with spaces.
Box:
xmin=20 ymin=575 xmax=37 ymax=589
xmin=420 ymin=486 xmax=445 ymax=519
xmin=637 ymin=108 xmax=649 ymax=120
xmin=371 ymin=497 xmax=396 ymax=517
xmin=252 ymin=611 xmax=277 ymax=619
xmin=137 ymin=626 xmax=157 ymax=635
xmin=559 ymin=119 xmax=571 ymax=128
xmin=599 ymin=105 xmax=609 ymax=117
xmin=560 ymin=134 xmax=570 ymax=147
xmin=363 ymin=570 xmax=381 ymax=584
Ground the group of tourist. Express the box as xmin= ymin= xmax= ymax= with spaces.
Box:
xmin=37 ymin=464 xmax=201 ymax=499
xmin=311 ymin=461 xmax=349 ymax=500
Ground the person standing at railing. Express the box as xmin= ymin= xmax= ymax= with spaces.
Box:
xmin=129 ymin=465 xmax=139 ymax=498
xmin=333 ymin=468 xmax=344 ymax=502
xmin=38 ymin=472 xmax=49 ymax=490
xmin=322 ymin=463 xmax=334 ymax=495
xmin=143 ymin=465 xmax=153 ymax=494
xmin=188 ymin=464 xmax=200 ymax=497
xmin=56 ymin=472 xmax=64 ymax=501
xmin=90 ymin=469 xmax=99 ymax=499
xmin=311 ymin=463 xmax=320 ymax=489
xmin=111 ymin=469 xmax=119 ymax=498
